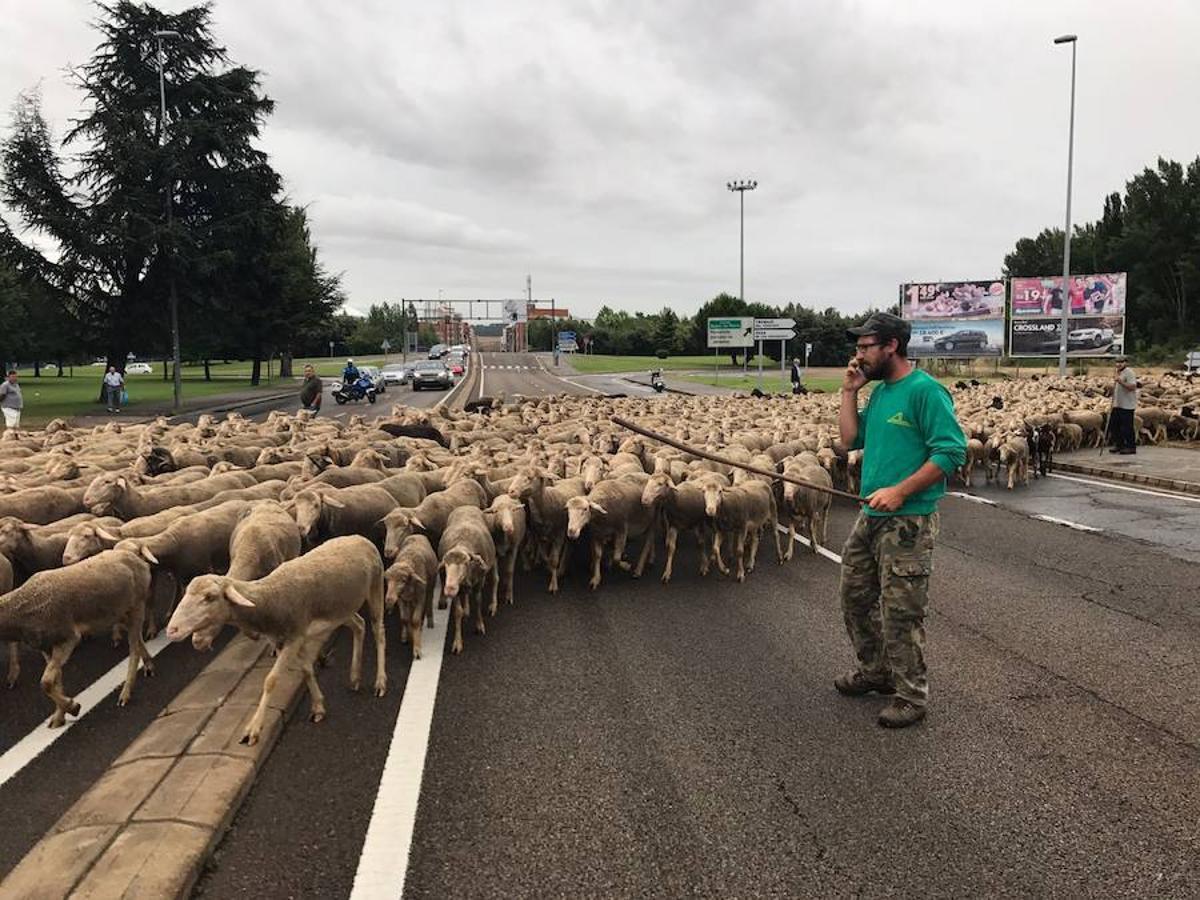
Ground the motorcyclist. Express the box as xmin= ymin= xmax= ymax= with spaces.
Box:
xmin=650 ymin=368 xmax=665 ymax=392
xmin=342 ymin=358 xmax=359 ymax=384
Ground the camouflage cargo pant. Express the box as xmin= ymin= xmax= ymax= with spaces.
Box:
xmin=839 ymin=511 xmax=940 ymax=706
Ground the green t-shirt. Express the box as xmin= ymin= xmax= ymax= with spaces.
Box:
xmin=851 ymin=369 xmax=966 ymax=517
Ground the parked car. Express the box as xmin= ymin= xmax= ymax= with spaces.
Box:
xmin=411 ymin=360 xmax=453 ymax=391
xmin=357 ymin=364 xmax=385 ymax=393
xmin=933 ymin=330 xmax=989 ymax=352
xmin=428 ymin=343 xmax=449 ymax=359
xmin=1067 ymin=327 xmax=1110 ymax=349
xmin=381 ymin=363 xmax=413 ymax=385
xmin=125 ymin=362 xmax=153 ymax=374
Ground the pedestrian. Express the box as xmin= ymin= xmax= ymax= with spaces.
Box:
xmin=790 ymin=357 xmax=803 ymax=394
xmin=103 ymin=365 xmax=125 ymax=413
xmin=1109 ymin=356 xmax=1140 ymax=455
xmin=835 ymin=312 xmax=966 ymax=728
xmin=299 ymin=364 xmax=323 ymax=415
xmin=0 ymin=370 xmax=22 ymax=430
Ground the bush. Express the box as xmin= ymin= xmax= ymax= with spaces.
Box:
xmin=655 ymin=348 xmax=669 ymax=359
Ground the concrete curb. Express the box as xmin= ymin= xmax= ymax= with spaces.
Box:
xmin=1054 ymin=460 xmax=1200 ymax=496
xmin=0 ymin=635 xmax=309 ymax=900
xmin=620 ymin=376 xmax=695 ymax=396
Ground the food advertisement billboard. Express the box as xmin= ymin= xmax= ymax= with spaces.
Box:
xmin=901 ymin=280 xmax=1007 ymax=320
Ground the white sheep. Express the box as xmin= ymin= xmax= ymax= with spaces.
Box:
xmin=383 ymin=534 xmax=438 ymax=659
xmin=165 ymin=535 xmax=387 ymax=745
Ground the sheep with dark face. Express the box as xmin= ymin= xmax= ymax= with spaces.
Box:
xmin=565 ymin=477 xmax=656 ymax=591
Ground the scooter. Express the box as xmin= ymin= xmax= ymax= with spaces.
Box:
xmin=650 ymin=369 xmax=666 ymax=393
xmin=333 ymin=373 xmax=378 ymax=405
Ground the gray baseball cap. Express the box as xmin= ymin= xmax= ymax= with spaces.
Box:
xmin=846 ymin=312 xmax=911 ymax=343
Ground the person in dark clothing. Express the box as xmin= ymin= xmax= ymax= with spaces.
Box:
xmin=1109 ymin=357 xmax=1140 ymax=454
xmin=342 ymin=359 xmax=359 ymax=384
xmin=300 ymin=365 xmax=323 ymax=415
xmin=790 ymin=358 xmax=803 ymax=394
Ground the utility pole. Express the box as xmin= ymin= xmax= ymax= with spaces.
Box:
xmin=1054 ymin=34 xmax=1078 ymax=377
xmin=154 ymin=29 xmax=181 ymax=410
xmin=727 ymin=179 xmax=757 ymax=375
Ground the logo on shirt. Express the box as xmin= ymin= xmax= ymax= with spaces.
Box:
xmin=886 ymin=411 xmax=915 ymax=429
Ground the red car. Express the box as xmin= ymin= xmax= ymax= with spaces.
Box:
xmin=449 ymin=363 xmax=464 ymax=376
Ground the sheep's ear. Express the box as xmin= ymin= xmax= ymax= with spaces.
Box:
xmin=95 ymin=526 xmax=121 ymax=542
xmin=225 ymin=584 xmax=256 ymax=608
xmin=116 ymin=476 xmax=128 ymax=489
xmin=410 ymin=571 xmax=427 ymax=586
xmin=140 ymin=545 xmax=159 ymax=565
xmin=324 ymin=494 xmax=346 ymax=509
xmin=410 ymin=516 xmax=426 ymax=531
xmin=589 ymin=501 xmax=608 ymax=515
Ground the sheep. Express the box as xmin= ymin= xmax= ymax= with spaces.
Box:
xmin=380 ymin=479 xmax=488 ymax=559
xmin=437 ymin=506 xmax=498 ymax=654
xmin=998 ymin=437 xmax=1030 ymax=490
xmin=82 ymin=470 xmax=256 ymax=519
xmin=482 ymin=494 xmax=527 ymax=607
xmin=0 ymin=548 xmax=154 ymax=727
xmin=701 ymin=480 xmax=782 ymax=582
xmin=0 ymin=554 xmax=14 ymax=689
xmin=0 ymin=485 xmax=87 ymax=526
xmin=0 ymin=517 xmax=71 ymax=581
xmin=958 ymin=438 xmax=986 ymax=488
xmin=565 ymin=477 xmax=656 ymax=591
xmin=227 ymin=501 xmax=303 ymax=581
xmin=506 ymin=467 xmax=586 ymax=594
xmin=165 ymin=535 xmax=387 ymax=745
xmin=290 ymin=483 xmax=399 ymax=550
xmin=778 ymin=458 xmax=833 ymax=558
xmin=641 ymin=472 xmax=717 ymax=583
xmin=383 ymin=534 xmax=438 ymax=659
xmin=376 ymin=422 xmax=449 ymax=447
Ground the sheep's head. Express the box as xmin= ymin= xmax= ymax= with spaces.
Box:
xmin=438 ymin=546 xmax=486 ymax=600
xmin=210 ymin=461 xmax=237 ymax=474
xmin=486 ymin=495 xmax=523 ymax=539
xmin=702 ymin=481 xmax=725 ymax=518
xmin=290 ymin=489 xmax=343 ymax=545
xmin=350 ymin=448 xmax=387 ymax=470
xmin=0 ymin=517 xmax=30 ymax=557
xmin=579 ymin=456 xmax=607 ymax=491
xmin=166 ymin=574 xmax=254 ymax=647
xmin=382 ymin=509 xmax=422 ymax=560
xmin=383 ymin=558 xmax=426 ymax=609
xmin=83 ymin=474 xmax=131 ymax=516
xmin=641 ymin=473 xmax=673 ymax=509
xmin=565 ymin=495 xmax=606 ymax=539
xmin=62 ymin=522 xmax=121 ymax=565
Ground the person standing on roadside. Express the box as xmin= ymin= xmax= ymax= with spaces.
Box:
xmin=1110 ymin=356 xmax=1140 ymax=454
xmin=103 ymin=365 xmax=125 ymax=413
xmin=835 ymin=312 xmax=966 ymax=729
xmin=299 ymin=364 xmax=323 ymax=415
xmin=0 ymin=370 xmax=22 ymax=430
xmin=790 ymin=357 xmax=803 ymax=394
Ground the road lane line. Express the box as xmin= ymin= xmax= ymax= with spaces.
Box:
xmin=1047 ymin=472 xmax=1200 ymax=503
xmin=776 ymin=524 xmax=842 ymax=565
xmin=350 ymin=597 xmax=449 ymax=900
xmin=1032 ymin=514 xmax=1102 ymax=533
xmin=947 ymin=491 xmax=997 ymax=505
xmin=0 ymin=634 xmax=170 ymax=789
xmin=532 ymin=357 xmax=606 ymax=394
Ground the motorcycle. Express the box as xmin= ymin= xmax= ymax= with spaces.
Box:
xmin=332 ymin=373 xmax=377 ymax=405
xmin=650 ymin=369 xmax=666 ymax=393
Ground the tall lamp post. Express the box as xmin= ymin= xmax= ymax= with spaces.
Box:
xmin=1054 ymin=34 xmax=1077 ymax=377
xmin=153 ymin=28 xmax=182 ymax=410
xmin=727 ymin=179 xmax=757 ymax=372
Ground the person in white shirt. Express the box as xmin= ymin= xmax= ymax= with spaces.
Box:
xmin=1110 ymin=357 xmax=1140 ymax=454
xmin=0 ymin=370 xmax=23 ymax=429
xmin=103 ymin=366 xmax=125 ymax=413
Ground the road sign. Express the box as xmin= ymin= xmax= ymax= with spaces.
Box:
xmin=753 ymin=317 xmax=797 ymax=340
xmin=502 ymin=299 xmax=527 ymax=323
xmin=707 ymin=317 xmax=755 ymax=348
xmin=381 ymin=339 xmax=391 ymax=351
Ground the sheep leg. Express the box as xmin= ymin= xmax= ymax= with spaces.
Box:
xmin=242 ymin=642 xmax=298 ymax=745
xmin=745 ymin=527 xmax=761 ymax=574
xmin=589 ymin=537 xmax=604 ymax=590
xmin=347 ymin=612 xmax=366 ymax=692
xmin=613 ymin=526 xmax=631 ymax=571
xmin=734 ymin=529 xmax=748 ymax=582
xmin=696 ymin=527 xmax=711 ymax=576
xmin=451 ymin=596 xmax=466 ymax=654
xmin=425 ymin=581 xmax=436 ymax=629
xmin=41 ymin=635 xmax=81 ymax=728
xmin=6 ymin=641 xmax=19 ymax=689
xmin=368 ymin=571 xmax=388 ymax=697
xmin=503 ymin=551 xmax=518 ymax=605
xmin=547 ymin=536 xmax=565 ymax=594
xmin=296 ymin=633 xmax=329 ymax=723
xmin=784 ymin=521 xmax=795 ymax=561
xmin=712 ymin=531 xmax=730 ymax=575
xmin=661 ymin=526 xmax=679 ymax=583
xmin=487 ymin=565 xmax=499 ymax=617
xmin=473 ymin=582 xmax=488 ymax=635
xmin=632 ymin=528 xmax=653 ymax=579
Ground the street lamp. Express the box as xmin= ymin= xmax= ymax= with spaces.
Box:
xmin=153 ymin=28 xmax=182 ymax=409
xmin=1054 ymin=33 xmax=1077 ymax=377
xmin=727 ymin=179 xmax=757 ymax=372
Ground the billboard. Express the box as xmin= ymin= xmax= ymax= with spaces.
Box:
xmin=1009 ymin=315 xmax=1126 ymax=357
xmin=1010 ymin=273 xmax=1126 ymax=317
xmin=908 ymin=319 xmax=1005 ymax=358
xmin=901 ymin=280 xmax=1007 ymax=319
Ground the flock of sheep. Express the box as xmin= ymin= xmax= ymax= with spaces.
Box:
xmin=0 ymin=367 xmax=1197 ymax=739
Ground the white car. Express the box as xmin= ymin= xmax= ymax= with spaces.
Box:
xmin=381 ymin=363 xmax=413 ymax=385
xmin=126 ymin=362 xmax=153 ymax=375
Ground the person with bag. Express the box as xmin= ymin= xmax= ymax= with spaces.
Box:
xmin=299 ymin=364 xmax=323 ymax=415
xmin=103 ymin=366 xmax=125 ymax=413
xmin=0 ymin=370 xmax=23 ymax=430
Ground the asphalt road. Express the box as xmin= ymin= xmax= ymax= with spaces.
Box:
xmin=4 ymin=358 xmax=1198 ymax=896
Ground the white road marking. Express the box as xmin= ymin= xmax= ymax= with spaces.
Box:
xmin=350 ymin=595 xmax=449 ymax=900
xmin=1047 ymin=472 xmax=1200 ymax=504
xmin=776 ymin=524 xmax=843 ymax=565
xmin=1031 ymin=514 xmax=1102 ymax=533
xmin=0 ymin=634 xmax=170 ymax=789
xmin=947 ymin=491 xmax=997 ymax=506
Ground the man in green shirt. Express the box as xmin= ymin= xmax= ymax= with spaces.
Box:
xmin=835 ymin=313 xmax=966 ymax=728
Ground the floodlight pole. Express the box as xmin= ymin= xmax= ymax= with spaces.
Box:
xmin=154 ymin=29 xmax=182 ymax=410
xmin=1054 ymin=34 xmax=1077 ymax=377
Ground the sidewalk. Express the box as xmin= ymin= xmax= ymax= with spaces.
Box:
xmin=1054 ymin=445 xmax=1200 ymax=495
xmin=68 ymin=385 xmax=299 ymax=428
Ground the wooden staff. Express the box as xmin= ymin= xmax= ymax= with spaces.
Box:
xmin=611 ymin=415 xmax=863 ymax=504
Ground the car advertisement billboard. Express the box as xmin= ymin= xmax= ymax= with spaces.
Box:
xmin=908 ymin=319 xmax=1005 ymax=358
xmin=1009 ymin=315 xmax=1126 ymax=357
xmin=901 ymin=280 xmax=1007 ymax=320
xmin=1010 ymin=273 xmax=1126 ymax=317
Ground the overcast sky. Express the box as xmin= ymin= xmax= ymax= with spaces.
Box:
xmin=3 ymin=0 xmax=1199 ymax=320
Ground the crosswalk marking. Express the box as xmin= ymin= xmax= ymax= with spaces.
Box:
xmin=481 ymin=364 xmax=534 ymax=371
